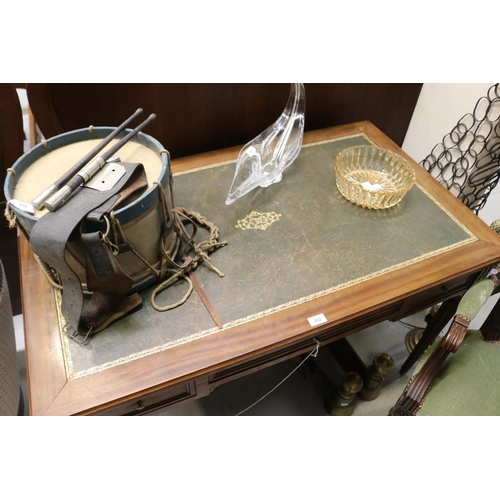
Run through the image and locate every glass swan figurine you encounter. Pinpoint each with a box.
[225,83,306,205]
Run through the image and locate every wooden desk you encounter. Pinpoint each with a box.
[19,122,500,415]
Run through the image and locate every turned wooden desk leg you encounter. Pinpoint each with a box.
[325,372,363,416]
[400,296,461,374]
[327,339,395,401]
[358,353,394,401]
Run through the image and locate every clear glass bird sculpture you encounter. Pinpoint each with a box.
[225,83,306,205]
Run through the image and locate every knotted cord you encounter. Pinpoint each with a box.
[150,205,227,314]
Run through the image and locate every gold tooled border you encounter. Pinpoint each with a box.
[58,133,477,379]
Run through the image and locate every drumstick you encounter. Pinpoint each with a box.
[44,113,157,212]
[31,108,144,210]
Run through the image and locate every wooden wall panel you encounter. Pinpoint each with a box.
[27,83,422,155]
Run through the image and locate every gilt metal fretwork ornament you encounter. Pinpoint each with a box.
[235,211,282,231]
[421,83,500,214]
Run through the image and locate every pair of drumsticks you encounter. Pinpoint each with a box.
[32,108,156,212]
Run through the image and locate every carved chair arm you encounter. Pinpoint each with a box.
[389,276,497,416]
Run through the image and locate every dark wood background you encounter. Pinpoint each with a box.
[27,83,422,158]
[1,83,423,315]
[0,84,25,315]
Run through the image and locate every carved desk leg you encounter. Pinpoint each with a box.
[400,296,461,375]
[389,315,470,415]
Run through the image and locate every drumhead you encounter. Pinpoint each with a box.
[5,126,169,232]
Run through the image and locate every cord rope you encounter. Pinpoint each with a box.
[235,339,321,416]
[150,205,227,312]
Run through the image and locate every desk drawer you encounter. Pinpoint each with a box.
[210,339,321,387]
[209,301,403,386]
[91,381,197,416]
[403,272,481,316]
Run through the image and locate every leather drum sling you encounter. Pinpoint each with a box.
[29,162,148,338]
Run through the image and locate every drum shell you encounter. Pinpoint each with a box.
[4,126,173,292]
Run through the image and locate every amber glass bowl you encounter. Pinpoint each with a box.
[334,145,416,209]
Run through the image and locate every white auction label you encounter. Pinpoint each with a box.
[308,313,327,327]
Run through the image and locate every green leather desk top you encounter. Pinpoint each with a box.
[58,133,474,378]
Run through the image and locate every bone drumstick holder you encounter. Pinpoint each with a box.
[31,108,144,210]
[44,113,157,212]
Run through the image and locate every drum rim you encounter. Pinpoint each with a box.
[4,126,169,227]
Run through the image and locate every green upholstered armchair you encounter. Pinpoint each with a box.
[389,228,500,416]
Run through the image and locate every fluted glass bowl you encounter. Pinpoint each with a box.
[334,145,416,209]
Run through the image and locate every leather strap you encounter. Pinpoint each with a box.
[79,231,139,335]
[189,270,222,328]
[30,162,147,336]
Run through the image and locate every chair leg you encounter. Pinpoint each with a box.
[400,296,460,374]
